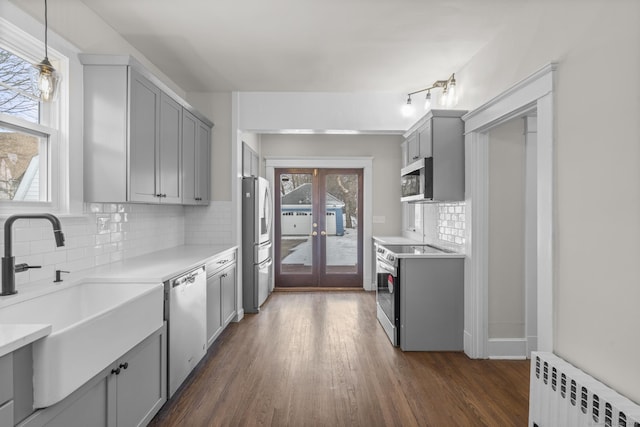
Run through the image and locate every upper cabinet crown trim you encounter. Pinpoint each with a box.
[79,54,214,128]
[403,109,466,139]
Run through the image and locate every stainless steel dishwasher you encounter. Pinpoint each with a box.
[165,265,207,397]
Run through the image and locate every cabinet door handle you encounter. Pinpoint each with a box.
[119,362,129,370]
[111,367,121,375]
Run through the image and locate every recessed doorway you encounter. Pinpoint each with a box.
[274,168,363,288]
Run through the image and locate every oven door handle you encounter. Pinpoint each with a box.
[376,258,397,276]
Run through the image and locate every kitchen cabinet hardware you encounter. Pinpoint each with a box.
[111,367,121,375]
[54,269,70,283]
[119,362,128,370]
[14,263,41,272]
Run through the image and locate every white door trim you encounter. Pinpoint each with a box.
[265,156,374,290]
[463,63,556,358]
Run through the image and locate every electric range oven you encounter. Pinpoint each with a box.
[375,243,452,346]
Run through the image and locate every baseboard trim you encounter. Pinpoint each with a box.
[488,338,527,359]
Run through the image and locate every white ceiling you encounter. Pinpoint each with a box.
[16,0,532,93]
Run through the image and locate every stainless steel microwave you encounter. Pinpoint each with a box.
[400,157,433,202]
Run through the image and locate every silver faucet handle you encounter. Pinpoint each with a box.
[15,263,42,273]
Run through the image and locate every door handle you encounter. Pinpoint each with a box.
[320,231,326,236]
[311,231,318,236]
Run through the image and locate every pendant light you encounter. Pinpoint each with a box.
[34,0,61,102]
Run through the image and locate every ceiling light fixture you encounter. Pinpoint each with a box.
[34,0,61,102]
[401,94,415,117]
[403,73,458,114]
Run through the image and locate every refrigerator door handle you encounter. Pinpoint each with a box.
[257,241,272,250]
[258,257,273,269]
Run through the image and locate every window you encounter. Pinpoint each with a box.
[0,15,67,213]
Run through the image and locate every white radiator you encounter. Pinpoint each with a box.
[529,352,640,427]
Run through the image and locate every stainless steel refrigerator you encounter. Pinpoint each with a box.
[242,176,273,313]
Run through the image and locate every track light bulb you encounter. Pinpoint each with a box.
[402,95,415,117]
[424,90,432,111]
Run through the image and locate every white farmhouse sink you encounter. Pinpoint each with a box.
[0,281,163,408]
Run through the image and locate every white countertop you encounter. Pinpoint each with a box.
[372,235,465,258]
[0,324,51,358]
[0,244,237,357]
[372,235,423,245]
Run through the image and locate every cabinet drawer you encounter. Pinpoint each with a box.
[0,353,13,404]
[206,251,236,276]
[0,400,13,427]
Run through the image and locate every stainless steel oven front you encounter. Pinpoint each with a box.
[375,244,400,346]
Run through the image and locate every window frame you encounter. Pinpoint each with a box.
[0,15,69,214]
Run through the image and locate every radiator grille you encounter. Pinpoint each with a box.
[529,352,640,426]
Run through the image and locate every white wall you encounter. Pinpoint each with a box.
[260,134,403,236]
[457,0,640,402]
[487,118,525,339]
[238,92,415,133]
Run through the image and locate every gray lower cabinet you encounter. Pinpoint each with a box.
[220,265,237,327]
[206,250,237,347]
[400,258,464,351]
[206,267,223,347]
[0,353,13,427]
[18,324,166,427]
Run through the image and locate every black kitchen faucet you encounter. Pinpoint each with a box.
[1,213,65,296]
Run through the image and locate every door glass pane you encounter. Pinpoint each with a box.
[279,172,313,275]
[324,173,358,274]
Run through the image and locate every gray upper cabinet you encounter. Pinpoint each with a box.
[405,118,434,164]
[129,72,183,204]
[158,93,183,204]
[182,110,211,205]
[403,109,466,202]
[242,142,259,177]
[128,71,159,202]
[81,54,213,205]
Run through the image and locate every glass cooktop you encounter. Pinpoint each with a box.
[381,244,453,255]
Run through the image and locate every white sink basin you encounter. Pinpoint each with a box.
[0,281,163,408]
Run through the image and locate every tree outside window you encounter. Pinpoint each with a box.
[0,46,46,201]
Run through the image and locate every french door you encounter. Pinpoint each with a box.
[274,168,363,288]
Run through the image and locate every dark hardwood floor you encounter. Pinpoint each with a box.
[149,291,530,427]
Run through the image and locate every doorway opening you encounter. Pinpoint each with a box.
[274,168,363,288]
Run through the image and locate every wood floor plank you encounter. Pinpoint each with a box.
[149,291,529,427]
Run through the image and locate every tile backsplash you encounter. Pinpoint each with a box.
[437,202,466,245]
[184,201,233,245]
[1,201,236,287]
[421,201,466,251]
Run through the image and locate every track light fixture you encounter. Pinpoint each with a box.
[402,73,457,116]
[34,0,61,102]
